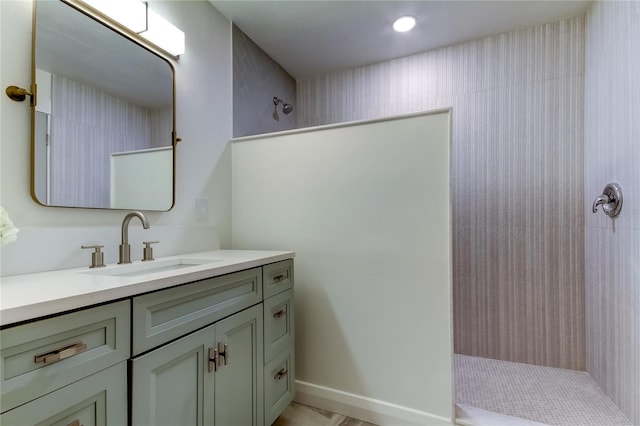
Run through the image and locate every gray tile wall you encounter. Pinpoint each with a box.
[232,25,296,137]
[297,17,586,370]
[585,2,640,423]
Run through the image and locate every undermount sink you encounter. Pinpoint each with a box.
[82,258,221,277]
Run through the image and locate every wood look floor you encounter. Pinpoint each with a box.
[273,402,377,426]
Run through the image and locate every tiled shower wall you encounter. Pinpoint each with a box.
[298,18,586,370]
[232,25,296,137]
[585,1,639,423]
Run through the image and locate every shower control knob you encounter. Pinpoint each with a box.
[592,183,623,218]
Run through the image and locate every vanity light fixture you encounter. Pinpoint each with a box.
[77,0,186,57]
[81,0,148,33]
[139,8,186,57]
[393,15,417,33]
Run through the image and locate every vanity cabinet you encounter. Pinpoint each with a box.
[131,266,265,425]
[131,259,294,426]
[0,256,294,426]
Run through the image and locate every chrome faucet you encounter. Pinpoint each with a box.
[119,211,150,264]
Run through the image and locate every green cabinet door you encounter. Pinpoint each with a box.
[131,304,264,426]
[214,304,264,426]
[131,325,215,426]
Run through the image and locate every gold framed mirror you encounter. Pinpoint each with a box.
[32,0,176,211]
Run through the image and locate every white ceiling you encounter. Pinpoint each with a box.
[209,0,592,80]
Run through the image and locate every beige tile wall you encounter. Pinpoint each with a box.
[297,17,586,370]
[584,1,640,423]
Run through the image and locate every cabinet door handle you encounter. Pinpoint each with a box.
[273,309,287,318]
[274,368,288,381]
[208,343,229,372]
[218,342,228,366]
[34,342,87,365]
[272,272,288,282]
[208,347,218,372]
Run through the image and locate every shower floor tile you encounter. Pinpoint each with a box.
[455,354,632,426]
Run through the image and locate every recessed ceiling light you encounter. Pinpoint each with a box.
[393,16,416,33]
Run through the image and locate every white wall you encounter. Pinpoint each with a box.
[232,112,453,425]
[0,0,233,275]
[584,1,640,423]
[110,147,173,210]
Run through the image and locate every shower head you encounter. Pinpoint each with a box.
[282,103,293,114]
[273,97,293,115]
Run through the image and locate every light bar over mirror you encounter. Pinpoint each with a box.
[78,0,185,57]
[80,0,148,33]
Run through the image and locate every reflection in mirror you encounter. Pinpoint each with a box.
[33,0,175,210]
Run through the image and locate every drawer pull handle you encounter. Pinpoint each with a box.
[273,309,287,318]
[34,342,87,365]
[273,272,288,282]
[274,368,288,381]
[67,420,81,426]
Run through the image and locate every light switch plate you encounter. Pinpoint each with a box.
[195,198,208,221]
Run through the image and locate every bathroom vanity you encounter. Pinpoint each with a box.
[0,250,295,426]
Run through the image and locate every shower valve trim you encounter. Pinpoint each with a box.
[592,182,623,218]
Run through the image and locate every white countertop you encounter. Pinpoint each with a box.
[0,250,294,327]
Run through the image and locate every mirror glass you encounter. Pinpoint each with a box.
[33,0,175,210]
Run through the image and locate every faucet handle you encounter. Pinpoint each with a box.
[142,241,159,262]
[81,245,105,268]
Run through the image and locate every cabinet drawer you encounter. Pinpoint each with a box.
[132,267,262,355]
[263,259,294,299]
[264,348,295,426]
[0,300,130,413]
[0,362,127,426]
[264,289,294,362]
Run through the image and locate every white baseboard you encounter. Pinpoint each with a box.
[294,380,453,426]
